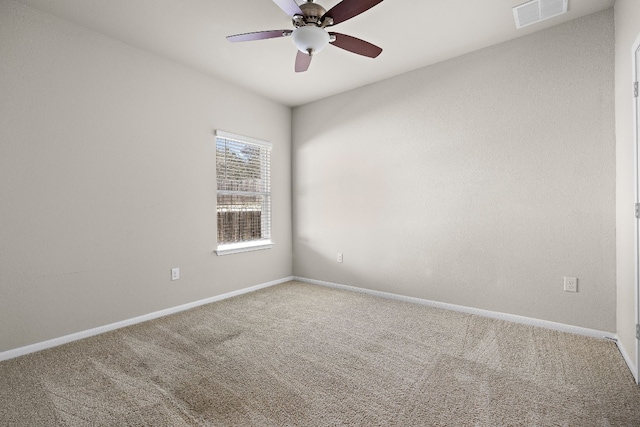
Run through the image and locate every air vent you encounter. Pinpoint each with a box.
[513,0,568,29]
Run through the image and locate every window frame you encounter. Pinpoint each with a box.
[214,130,273,256]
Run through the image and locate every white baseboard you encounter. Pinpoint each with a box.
[615,339,639,383]
[5,275,633,380]
[0,276,293,362]
[294,276,616,341]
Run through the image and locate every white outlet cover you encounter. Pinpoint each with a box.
[563,276,577,292]
[171,268,180,281]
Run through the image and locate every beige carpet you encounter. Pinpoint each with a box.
[1,281,639,426]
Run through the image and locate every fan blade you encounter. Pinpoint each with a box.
[226,30,291,43]
[295,50,312,73]
[329,33,382,58]
[272,0,303,17]
[322,0,384,26]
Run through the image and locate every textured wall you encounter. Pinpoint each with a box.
[293,10,615,332]
[614,0,640,377]
[0,1,292,352]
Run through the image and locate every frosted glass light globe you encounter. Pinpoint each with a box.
[292,26,330,54]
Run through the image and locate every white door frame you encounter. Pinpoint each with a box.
[633,34,640,385]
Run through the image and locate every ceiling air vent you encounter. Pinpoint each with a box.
[513,0,568,29]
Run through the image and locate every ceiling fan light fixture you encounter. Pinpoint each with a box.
[292,26,330,55]
[226,0,385,72]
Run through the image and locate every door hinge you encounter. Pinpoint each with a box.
[636,203,640,219]
[637,324,640,340]
[635,82,639,98]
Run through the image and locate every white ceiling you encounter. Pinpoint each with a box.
[15,0,614,106]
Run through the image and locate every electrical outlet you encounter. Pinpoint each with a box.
[564,276,577,292]
[337,253,343,263]
[171,268,180,281]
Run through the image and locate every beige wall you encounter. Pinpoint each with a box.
[615,0,640,377]
[0,1,292,352]
[293,10,616,332]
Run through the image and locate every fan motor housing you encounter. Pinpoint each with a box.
[294,2,327,27]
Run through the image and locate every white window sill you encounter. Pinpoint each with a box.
[215,240,274,256]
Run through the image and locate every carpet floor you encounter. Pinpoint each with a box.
[1,280,639,426]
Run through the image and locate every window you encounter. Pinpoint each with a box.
[215,130,272,255]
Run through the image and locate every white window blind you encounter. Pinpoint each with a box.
[215,130,272,255]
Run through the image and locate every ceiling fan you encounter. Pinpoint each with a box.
[226,0,384,72]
